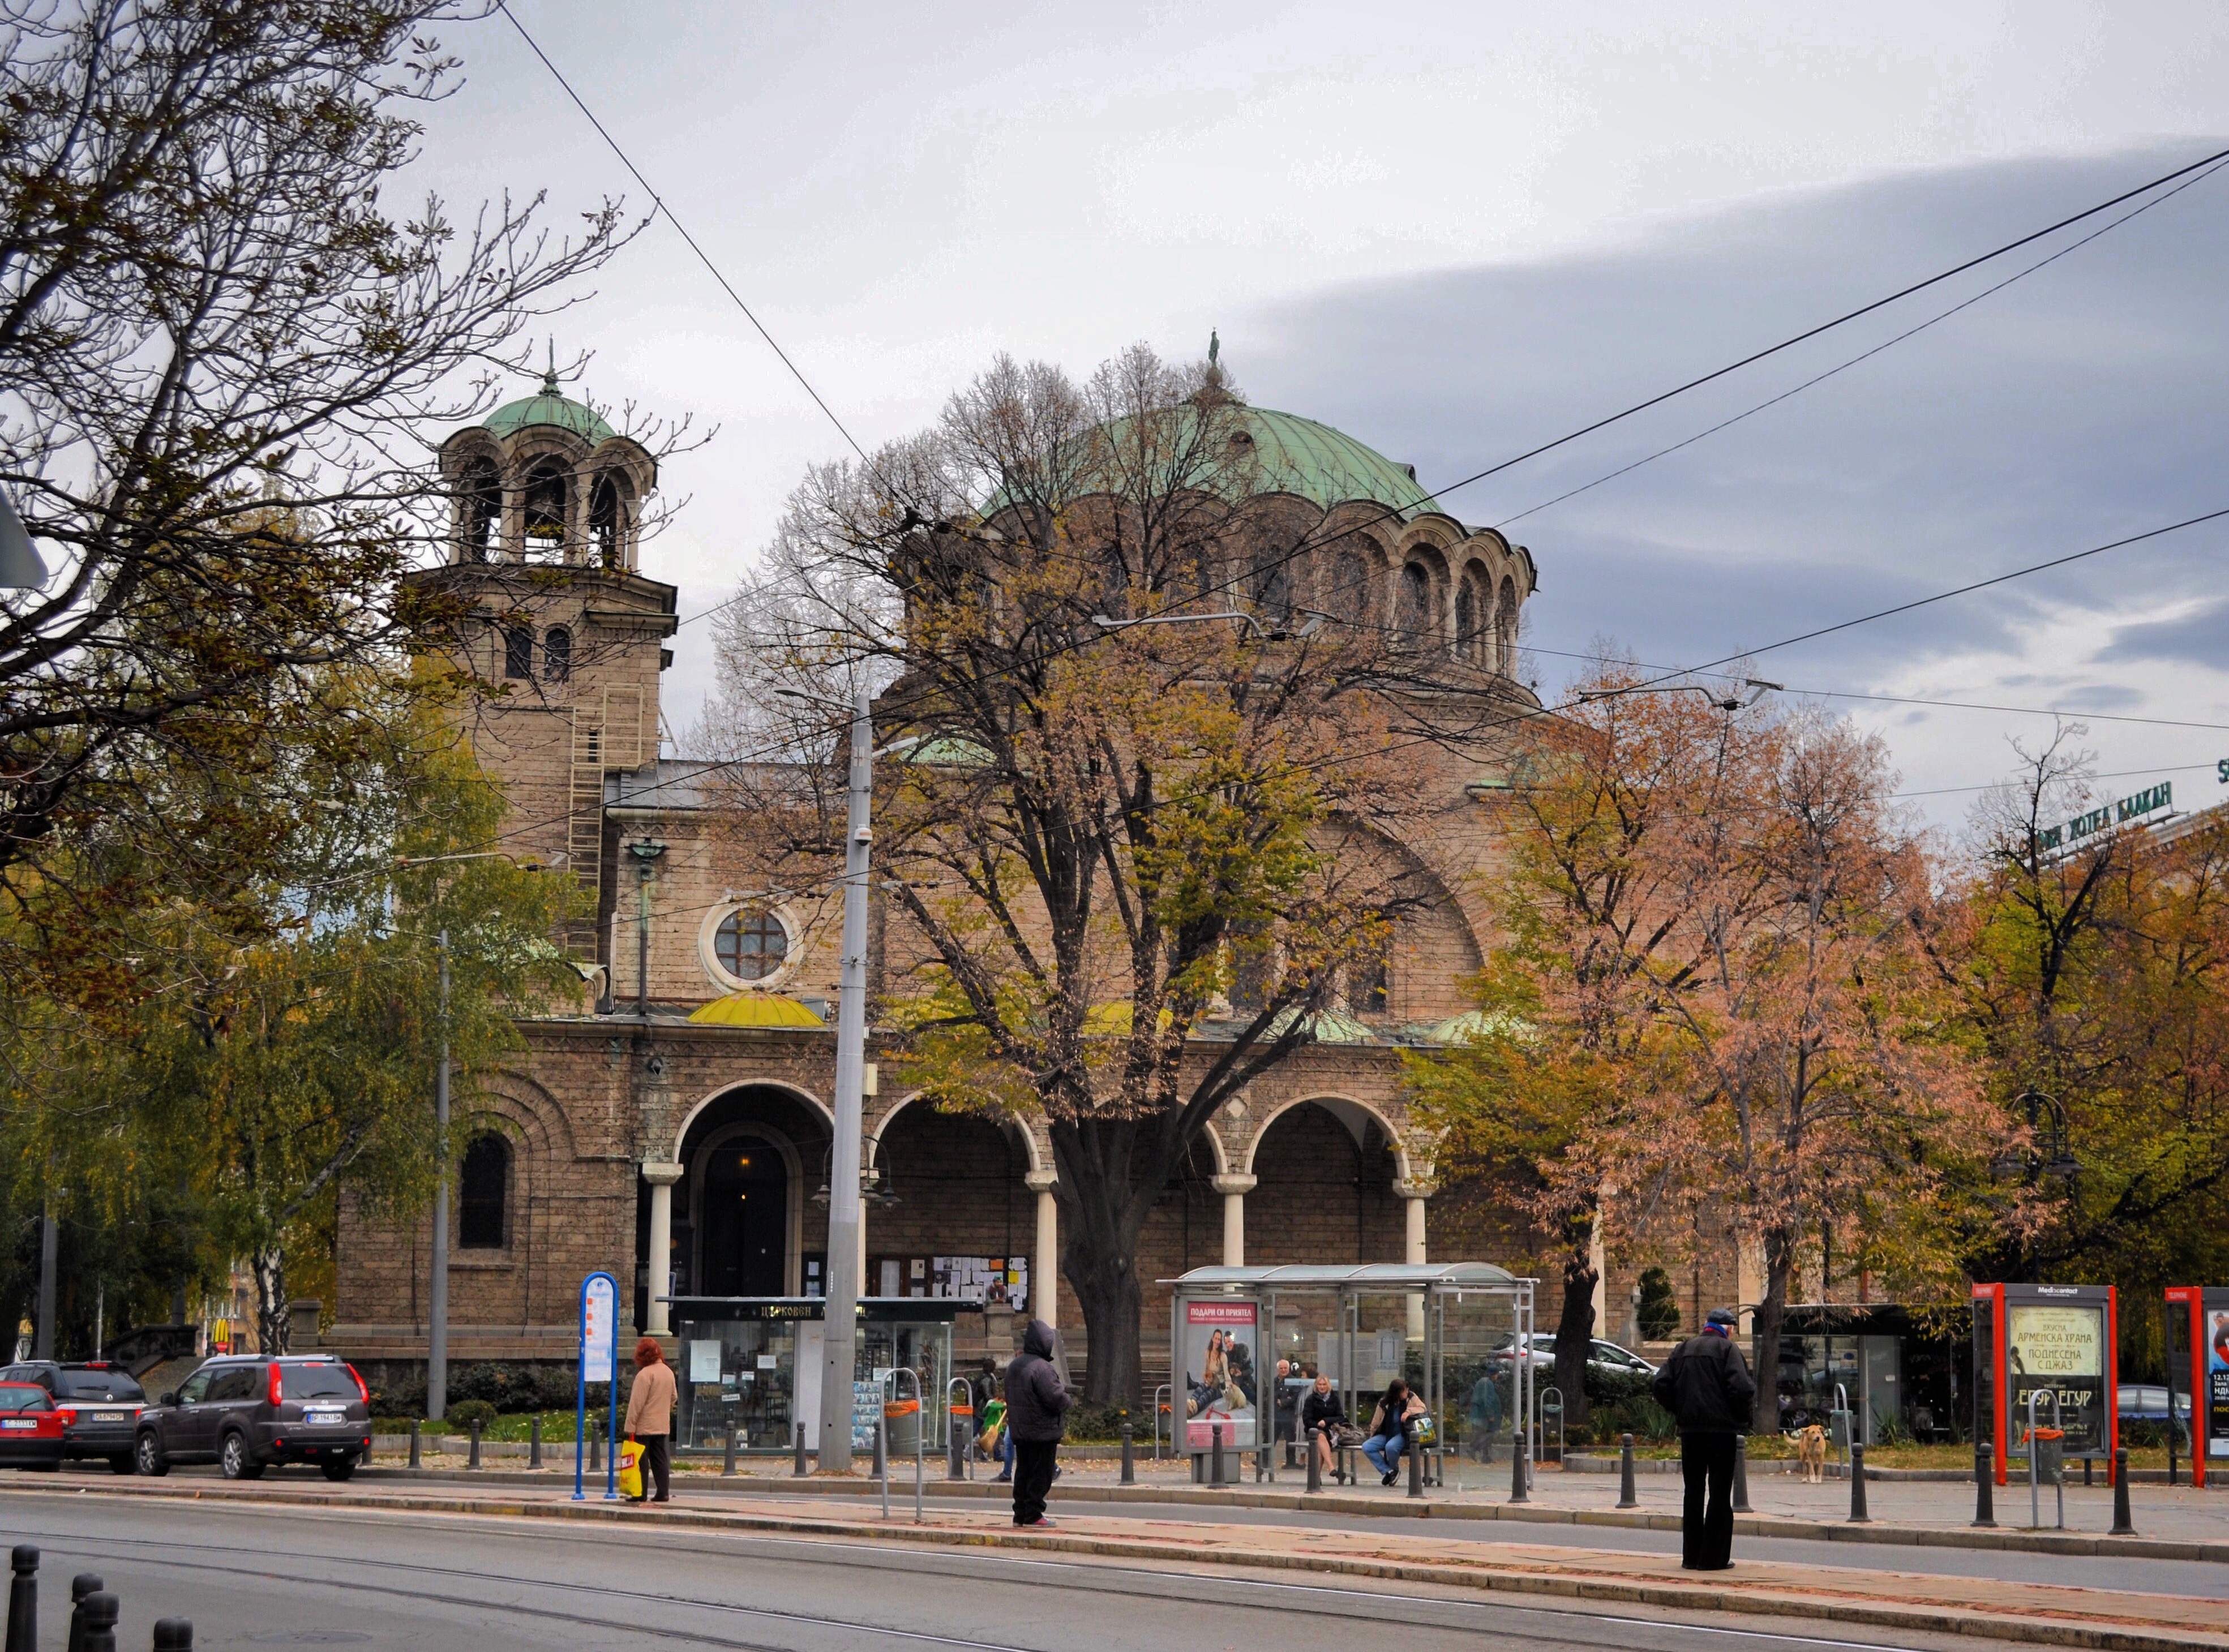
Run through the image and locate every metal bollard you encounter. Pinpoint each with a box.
[153,1621,194,1652]
[1210,1421,1226,1486]
[1617,1432,1639,1508]
[78,1593,116,1652]
[2110,1447,2137,1537]
[1120,1423,1135,1486]
[467,1417,483,1470]
[723,1421,739,1477]
[876,1418,889,1521]
[794,1421,809,1477]
[408,1419,421,1470]
[948,1415,966,1481]
[529,1415,543,1470]
[589,1430,601,1474]
[67,1574,102,1652]
[1848,1441,1871,1522]
[8,1544,37,1652]
[1306,1426,1323,1494]
[1971,1440,1996,1527]
[1733,1435,1752,1513]
[1406,1424,1424,1499]
[1285,1439,1297,1471]
[1509,1428,1529,1504]
[2084,1453,2094,1487]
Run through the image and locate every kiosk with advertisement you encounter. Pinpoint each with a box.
[1970,1282,2119,1486]
[2163,1286,2229,1484]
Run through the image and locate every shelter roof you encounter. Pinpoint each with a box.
[1167,1262,1520,1289]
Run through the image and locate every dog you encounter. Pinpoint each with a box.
[1789,1423,1828,1483]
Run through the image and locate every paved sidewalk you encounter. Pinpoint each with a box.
[12,1473,2229,1652]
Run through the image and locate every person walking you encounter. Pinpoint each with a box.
[1004,1318,1070,1527]
[1360,1377,1425,1486]
[624,1336,677,1504]
[1650,1307,1756,1570]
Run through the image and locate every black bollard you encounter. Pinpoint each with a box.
[723,1421,739,1477]
[1210,1421,1226,1487]
[1306,1426,1323,1494]
[1405,1424,1424,1499]
[793,1421,809,1478]
[1848,1441,1871,1523]
[589,1429,601,1474]
[467,1417,483,1470]
[1120,1423,1135,1486]
[7,1544,36,1652]
[529,1415,543,1470]
[948,1414,965,1481]
[1509,1428,1529,1504]
[1972,1440,1996,1528]
[67,1574,102,1652]
[1733,1435,1752,1513]
[408,1419,421,1470]
[153,1621,194,1652]
[1617,1432,1639,1509]
[78,1593,116,1652]
[2110,1447,2137,1537]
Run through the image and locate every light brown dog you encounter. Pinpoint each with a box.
[1790,1423,1828,1483]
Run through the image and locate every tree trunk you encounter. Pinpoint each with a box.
[253,1243,289,1355]
[1052,1115,1180,1406]
[1551,1238,1598,1432]
[1746,1228,1798,1434]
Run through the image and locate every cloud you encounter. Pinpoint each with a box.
[2096,598,2229,668]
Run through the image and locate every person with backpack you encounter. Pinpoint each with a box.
[1649,1307,1757,1570]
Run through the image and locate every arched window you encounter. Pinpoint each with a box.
[458,1134,509,1249]
[715,907,789,982]
[542,625,571,683]
[1455,567,1491,665]
[1496,574,1519,674]
[522,458,569,552]
[1248,556,1292,629]
[1328,549,1371,623]
[590,474,624,568]
[502,624,532,680]
[1352,949,1390,1015]
[459,458,499,561]
[1397,561,1433,643]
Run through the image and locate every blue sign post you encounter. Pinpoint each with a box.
[575,1271,619,1501]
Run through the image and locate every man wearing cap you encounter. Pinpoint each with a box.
[1651,1308,1756,1571]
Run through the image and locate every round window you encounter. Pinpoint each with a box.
[715,907,788,981]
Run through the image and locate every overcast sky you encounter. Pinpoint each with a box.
[407,2,2229,829]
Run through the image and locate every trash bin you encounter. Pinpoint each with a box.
[2030,1427,2064,1485]
[884,1397,921,1458]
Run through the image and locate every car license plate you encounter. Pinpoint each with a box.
[1,1420,33,1430]
[305,1408,344,1424]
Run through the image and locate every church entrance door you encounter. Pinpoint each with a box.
[697,1142,788,1297]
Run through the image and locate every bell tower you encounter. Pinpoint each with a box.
[406,360,679,959]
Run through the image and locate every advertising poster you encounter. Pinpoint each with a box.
[2207,1308,2229,1458]
[1183,1301,1259,1451]
[2006,1302,2106,1455]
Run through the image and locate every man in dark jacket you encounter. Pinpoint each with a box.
[1650,1307,1757,1571]
[1005,1318,1071,1527]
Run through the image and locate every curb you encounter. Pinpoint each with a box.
[6,1478,2223,1652]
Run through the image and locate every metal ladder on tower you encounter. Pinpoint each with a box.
[563,684,645,958]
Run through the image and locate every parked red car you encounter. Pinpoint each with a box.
[0,1381,67,1471]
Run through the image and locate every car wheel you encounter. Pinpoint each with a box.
[135,1431,169,1478]
[219,1430,259,1481]
[108,1453,135,1475]
[320,1457,356,1482]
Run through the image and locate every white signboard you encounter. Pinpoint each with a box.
[581,1273,618,1384]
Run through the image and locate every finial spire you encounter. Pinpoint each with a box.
[542,337,559,396]
[1208,329,1220,367]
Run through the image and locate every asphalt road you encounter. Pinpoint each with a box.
[0,1490,2018,1652]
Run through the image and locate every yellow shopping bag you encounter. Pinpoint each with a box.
[617,1438,645,1500]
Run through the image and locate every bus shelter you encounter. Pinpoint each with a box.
[1970,1282,2119,1486]
[2164,1285,2227,1484]
[667,1295,979,1456]
[1166,1263,1534,1475]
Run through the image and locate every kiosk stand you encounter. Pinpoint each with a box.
[1970,1282,2118,1487]
[2163,1286,2226,1486]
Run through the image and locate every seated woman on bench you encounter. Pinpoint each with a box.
[1362,1378,1426,1486]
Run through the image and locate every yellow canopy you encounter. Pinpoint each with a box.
[686,992,826,1029]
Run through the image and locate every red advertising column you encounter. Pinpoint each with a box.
[1974,1282,2116,1486]
[2166,1286,2205,1487]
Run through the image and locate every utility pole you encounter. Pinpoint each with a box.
[427,929,451,1421]
[33,1198,56,1359]
[816,681,874,1472]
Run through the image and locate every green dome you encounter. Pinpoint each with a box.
[481,368,615,444]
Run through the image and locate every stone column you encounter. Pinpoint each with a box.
[1210,1174,1255,1267]
[1398,1178,1435,1342]
[1025,1169,1058,1328]
[642,1162,683,1337]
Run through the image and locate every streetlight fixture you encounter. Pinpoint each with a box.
[1091,609,1324,643]
[1575,678,1782,712]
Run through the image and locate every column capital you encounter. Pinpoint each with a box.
[640,1161,684,1185]
[1023,1169,1058,1194]
[1395,1177,1437,1200]
[1210,1174,1257,1196]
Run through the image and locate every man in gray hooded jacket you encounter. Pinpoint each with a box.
[1005,1319,1071,1527]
